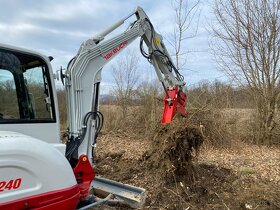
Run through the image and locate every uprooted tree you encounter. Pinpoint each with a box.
[212,0,280,145]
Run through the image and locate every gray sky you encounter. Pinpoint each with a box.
[0,0,226,92]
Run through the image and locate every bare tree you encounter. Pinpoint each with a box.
[212,0,280,145]
[171,0,201,69]
[111,49,139,118]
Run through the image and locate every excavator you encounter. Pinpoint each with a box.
[0,6,187,210]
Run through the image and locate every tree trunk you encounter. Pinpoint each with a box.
[256,95,276,145]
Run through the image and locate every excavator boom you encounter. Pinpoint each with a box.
[64,6,188,164]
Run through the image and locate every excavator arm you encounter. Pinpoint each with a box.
[64,6,187,164]
[136,8,187,123]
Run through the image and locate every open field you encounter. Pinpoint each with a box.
[92,117,280,209]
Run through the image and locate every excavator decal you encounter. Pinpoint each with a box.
[103,40,128,60]
[0,178,22,192]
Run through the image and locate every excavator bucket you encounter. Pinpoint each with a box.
[91,176,146,208]
[161,86,187,124]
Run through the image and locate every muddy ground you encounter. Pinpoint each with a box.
[92,123,280,210]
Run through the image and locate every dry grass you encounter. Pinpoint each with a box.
[199,142,280,184]
[95,130,280,209]
[98,105,280,186]
[100,104,161,134]
[96,131,150,161]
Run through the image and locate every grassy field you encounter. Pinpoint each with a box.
[91,105,280,209]
[94,130,280,209]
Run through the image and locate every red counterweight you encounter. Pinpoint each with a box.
[73,155,95,200]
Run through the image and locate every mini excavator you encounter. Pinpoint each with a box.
[0,6,187,209]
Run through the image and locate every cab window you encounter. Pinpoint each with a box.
[0,49,55,122]
[0,70,19,119]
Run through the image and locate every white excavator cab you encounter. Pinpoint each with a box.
[0,44,80,209]
[0,45,61,144]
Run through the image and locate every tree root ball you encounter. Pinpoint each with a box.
[146,121,204,184]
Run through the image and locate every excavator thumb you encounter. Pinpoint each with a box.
[161,86,187,124]
[91,176,146,208]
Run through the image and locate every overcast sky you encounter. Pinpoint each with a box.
[0,0,226,92]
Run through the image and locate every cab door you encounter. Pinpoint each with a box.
[0,46,60,144]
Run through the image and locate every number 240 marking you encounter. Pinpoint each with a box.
[0,178,22,192]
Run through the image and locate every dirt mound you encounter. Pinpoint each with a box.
[144,121,203,185]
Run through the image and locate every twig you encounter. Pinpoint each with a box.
[253,205,259,209]
[172,172,184,208]
[214,192,230,210]
[163,186,189,206]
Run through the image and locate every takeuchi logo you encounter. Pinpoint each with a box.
[103,41,128,60]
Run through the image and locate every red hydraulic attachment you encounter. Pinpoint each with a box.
[73,155,95,200]
[161,86,187,124]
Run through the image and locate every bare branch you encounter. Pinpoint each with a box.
[211,0,280,144]
[171,0,201,69]
[111,49,139,118]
